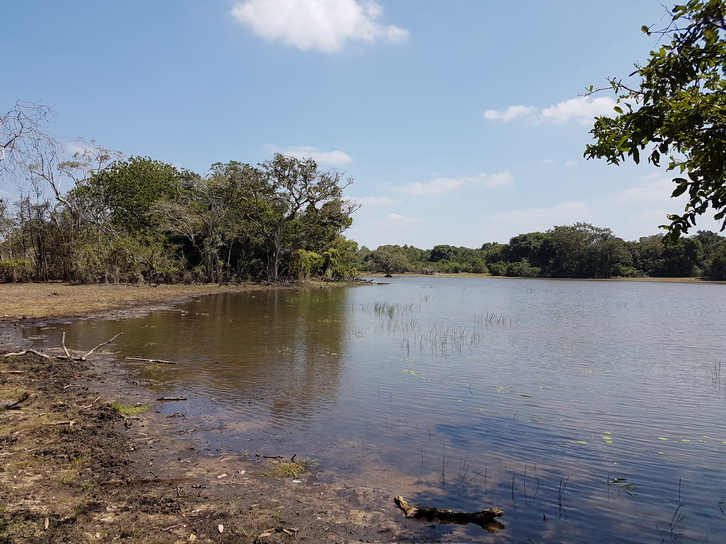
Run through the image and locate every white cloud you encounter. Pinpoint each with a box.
[395,172,513,195]
[483,96,618,125]
[346,195,398,207]
[539,96,617,125]
[266,144,352,164]
[483,105,536,121]
[230,0,409,53]
[619,175,674,202]
[486,171,514,186]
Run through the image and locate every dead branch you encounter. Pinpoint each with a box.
[394,495,504,529]
[81,397,101,409]
[3,349,51,359]
[125,356,177,365]
[0,391,30,410]
[46,420,76,426]
[81,333,122,360]
[156,396,187,401]
[255,451,284,460]
[61,332,71,358]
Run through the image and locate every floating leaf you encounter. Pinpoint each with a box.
[574,440,588,445]
[658,437,669,441]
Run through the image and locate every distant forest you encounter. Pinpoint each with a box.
[359,223,726,281]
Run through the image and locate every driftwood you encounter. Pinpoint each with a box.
[125,357,177,365]
[3,349,51,359]
[4,334,122,362]
[394,495,504,529]
[81,333,123,360]
[156,396,187,401]
[61,332,72,358]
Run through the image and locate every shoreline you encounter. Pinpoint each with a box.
[0,282,428,544]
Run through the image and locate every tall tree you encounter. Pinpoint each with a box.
[585,0,726,242]
[80,156,183,234]
[213,155,358,282]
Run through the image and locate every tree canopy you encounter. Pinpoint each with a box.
[584,0,726,242]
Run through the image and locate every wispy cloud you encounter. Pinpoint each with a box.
[266,144,352,165]
[383,213,424,227]
[618,174,675,203]
[482,105,536,122]
[346,195,399,207]
[395,172,513,195]
[488,201,592,235]
[230,0,409,53]
[484,96,618,125]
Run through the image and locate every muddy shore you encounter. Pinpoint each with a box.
[0,283,460,544]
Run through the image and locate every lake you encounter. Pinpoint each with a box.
[26,277,726,542]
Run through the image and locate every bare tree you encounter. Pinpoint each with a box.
[0,100,56,182]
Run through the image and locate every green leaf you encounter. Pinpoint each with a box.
[672,179,688,197]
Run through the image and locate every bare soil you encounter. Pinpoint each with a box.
[0,283,464,544]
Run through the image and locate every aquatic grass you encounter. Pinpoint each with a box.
[362,301,419,318]
[262,457,316,479]
[607,477,637,497]
[474,312,518,326]
[404,324,486,354]
[657,478,685,543]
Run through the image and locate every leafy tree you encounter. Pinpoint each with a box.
[367,245,411,275]
[544,223,629,278]
[81,156,184,234]
[211,155,358,282]
[505,232,552,270]
[585,0,726,241]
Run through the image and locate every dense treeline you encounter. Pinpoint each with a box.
[359,222,726,280]
[0,149,360,284]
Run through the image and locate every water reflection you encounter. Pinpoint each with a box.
[27,288,349,429]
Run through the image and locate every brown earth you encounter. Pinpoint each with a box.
[0,283,484,544]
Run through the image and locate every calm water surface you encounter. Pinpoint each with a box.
[28,277,726,542]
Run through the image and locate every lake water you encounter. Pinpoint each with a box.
[27,277,726,542]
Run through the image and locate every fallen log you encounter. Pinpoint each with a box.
[394,495,504,529]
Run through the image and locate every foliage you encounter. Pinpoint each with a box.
[79,156,185,234]
[0,260,32,282]
[359,223,726,280]
[585,0,726,241]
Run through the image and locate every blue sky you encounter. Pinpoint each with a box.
[3,0,723,249]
